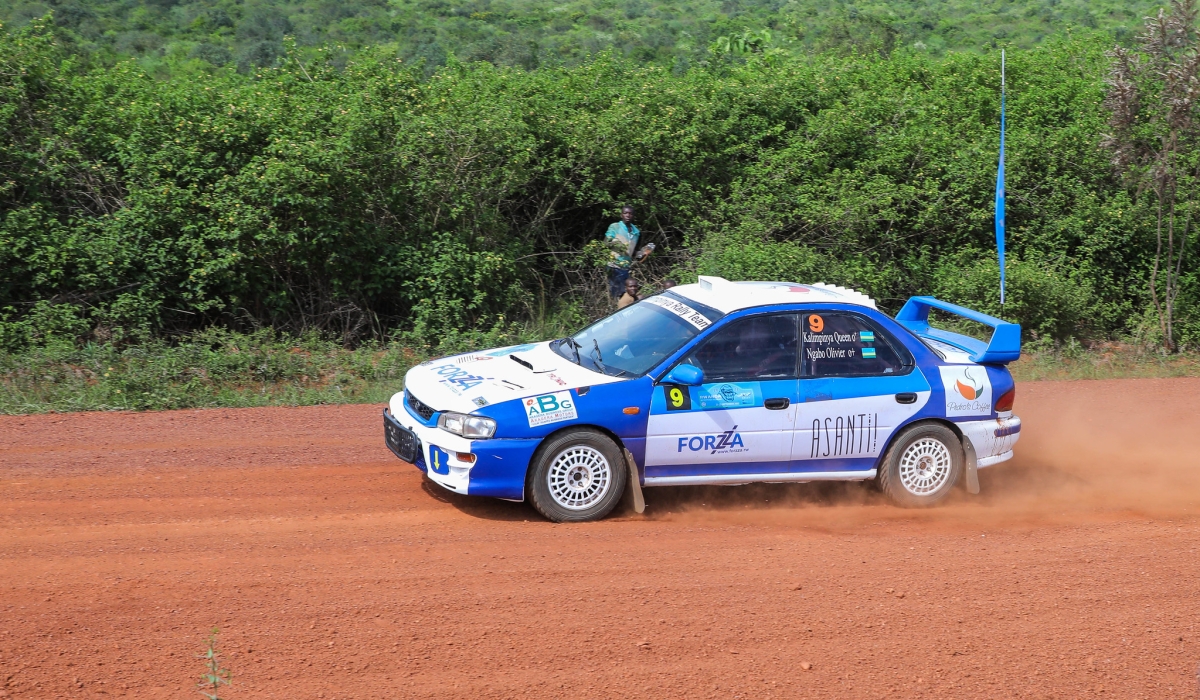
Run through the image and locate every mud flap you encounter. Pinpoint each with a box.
[623,448,645,514]
[962,435,980,495]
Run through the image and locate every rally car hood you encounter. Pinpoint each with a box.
[401,341,626,415]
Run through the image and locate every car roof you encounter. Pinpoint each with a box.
[670,276,878,314]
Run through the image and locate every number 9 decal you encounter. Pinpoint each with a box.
[808,314,824,333]
[663,385,692,411]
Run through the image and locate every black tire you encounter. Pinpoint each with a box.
[527,429,628,523]
[878,422,963,508]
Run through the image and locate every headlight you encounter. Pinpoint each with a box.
[437,412,497,439]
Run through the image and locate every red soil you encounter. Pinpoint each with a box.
[1,379,1199,699]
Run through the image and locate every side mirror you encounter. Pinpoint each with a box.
[660,363,704,386]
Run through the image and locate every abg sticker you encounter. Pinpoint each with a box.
[664,385,692,411]
[525,391,579,427]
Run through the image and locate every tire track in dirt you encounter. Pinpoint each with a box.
[1,381,1198,699]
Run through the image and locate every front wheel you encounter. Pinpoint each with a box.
[878,423,963,508]
[527,429,628,522]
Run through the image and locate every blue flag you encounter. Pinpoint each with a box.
[996,50,1006,305]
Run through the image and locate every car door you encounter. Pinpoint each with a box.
[793,310,931,474]
[643,313,800,482]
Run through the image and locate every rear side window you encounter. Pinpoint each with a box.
[801,312,910,377]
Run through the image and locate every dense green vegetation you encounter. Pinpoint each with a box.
[3,9,1199,381]
[0,0,1166,74]
[0,0,1164,73]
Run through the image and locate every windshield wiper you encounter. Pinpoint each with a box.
[556,337,582,365]
[590,339,609,374]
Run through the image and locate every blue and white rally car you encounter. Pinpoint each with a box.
[384,277,1022,522]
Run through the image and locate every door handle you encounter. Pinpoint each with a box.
[764,398,790,410]
[895,392,917,404]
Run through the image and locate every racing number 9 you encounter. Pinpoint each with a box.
[808,314,824,333]
[663,385,692,411]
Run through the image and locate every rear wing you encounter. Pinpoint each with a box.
[894,296,1021,365]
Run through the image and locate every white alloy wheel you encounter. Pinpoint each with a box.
[897,436,954,495]
[546,445,613,510]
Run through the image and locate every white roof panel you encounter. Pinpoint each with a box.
[670,276,877,313]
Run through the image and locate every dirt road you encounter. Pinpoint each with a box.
[2,379,1199,699]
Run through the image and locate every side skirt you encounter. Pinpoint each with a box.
[643,470,876,487]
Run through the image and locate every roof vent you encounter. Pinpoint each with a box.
[810,282,878,309]
[697,275,730,292]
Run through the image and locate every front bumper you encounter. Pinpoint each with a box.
[383,407,476,494]
[957,414,1021,468]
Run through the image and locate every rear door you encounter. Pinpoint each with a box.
[644,313,800,481]
[793,310,930,473]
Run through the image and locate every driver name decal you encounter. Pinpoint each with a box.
[644,296,712,330]
[525,391,578,427]
[803,329,863,361]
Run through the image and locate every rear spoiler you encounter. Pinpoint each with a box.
[894,296,1021,365]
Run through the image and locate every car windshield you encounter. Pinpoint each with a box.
[553,293,724,377]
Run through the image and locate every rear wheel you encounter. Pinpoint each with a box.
[878,423,962,508]
[528,429,627,522]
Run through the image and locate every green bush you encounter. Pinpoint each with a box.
[0,17,1179,352]
[933,256,1098,343]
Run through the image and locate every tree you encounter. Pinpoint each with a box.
[1103,0,1200,352]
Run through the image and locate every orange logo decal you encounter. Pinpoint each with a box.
[954,369,983,400]
[808,315,824,333]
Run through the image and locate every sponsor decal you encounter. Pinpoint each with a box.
[455,354,493,364]
[676,426,748,455]
[524,391,578,427]
[644,295,712,330]
[486,344,537,357]
[431,363,489,395]
[694,382,760,410]
[663,385,692,411]
[938,366,993,416]
[472,396,489,407]
[547,372,568,387]
[429,445,451,475]
[809,413,880,458]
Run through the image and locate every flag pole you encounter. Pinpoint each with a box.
[996,50,1007,306]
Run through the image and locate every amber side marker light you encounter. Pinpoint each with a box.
[622,407,640,415]
[995,387,1015,412]
[456,452,477,464]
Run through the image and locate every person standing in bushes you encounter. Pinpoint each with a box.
[604,205,643,301]
[617,277,642,309]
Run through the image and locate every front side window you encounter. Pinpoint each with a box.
[801,312,909,377]
[678,314,799,382]
[555,292,724,377]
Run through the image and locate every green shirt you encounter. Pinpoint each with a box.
[605,221,640,269]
